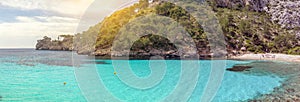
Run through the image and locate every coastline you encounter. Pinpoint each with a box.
[229,53,300,63]
[35,48,300,62]
[228,53,300,101]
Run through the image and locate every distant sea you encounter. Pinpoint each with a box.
[0,49,283,101]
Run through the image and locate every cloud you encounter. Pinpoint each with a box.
[0,0,138,48]
[0,16,80,48]
[0,0,94,17]
[0,0,95,48]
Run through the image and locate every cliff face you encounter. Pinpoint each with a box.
[265,0,300,29]
[36,35,74,51]
[209,0,269,11]
[211,0,300,37]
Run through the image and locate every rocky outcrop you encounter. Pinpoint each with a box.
[265,0,300,29]
[264,0,300,39]
[36,36,52,50]
[248,0,269,12]
[211,0,300,35]
[210,0,269,11]
[36,35,74,51]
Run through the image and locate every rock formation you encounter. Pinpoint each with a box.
[211,0,300,37]
[209,0,269,11]
[36,36,52,50]
[36,35,73,51]
[265,0,300,29]
[266,0,300,39]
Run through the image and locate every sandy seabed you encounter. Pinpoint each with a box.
[229,53,300,101]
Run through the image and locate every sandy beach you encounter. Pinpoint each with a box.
[230,53,300,63]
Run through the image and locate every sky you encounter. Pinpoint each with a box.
[0,0,137,48]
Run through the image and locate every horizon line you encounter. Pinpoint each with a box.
[0,47,35,49]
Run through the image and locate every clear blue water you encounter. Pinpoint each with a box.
[0,49,283,102]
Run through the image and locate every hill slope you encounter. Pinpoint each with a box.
[36,0,300,57]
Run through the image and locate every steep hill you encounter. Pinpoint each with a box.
[36,0,300,57]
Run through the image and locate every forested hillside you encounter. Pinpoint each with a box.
[37,0,300,57]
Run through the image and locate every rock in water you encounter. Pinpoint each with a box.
[226,65,252,72]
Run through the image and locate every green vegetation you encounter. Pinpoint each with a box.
[95,0,152,49]
[131,34,177,52]
[73,23,101,54]
[288,47,300,55]
[215,7,299,54]
[92,0,208,55]
[70,0,299,55]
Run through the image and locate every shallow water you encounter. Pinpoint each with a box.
[0,49,284,102]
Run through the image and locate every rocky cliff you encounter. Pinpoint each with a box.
[265,0,300,30]
[208,0,269,11]
[210,0,300,38]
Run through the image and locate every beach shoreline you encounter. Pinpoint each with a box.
[229,53,300,63]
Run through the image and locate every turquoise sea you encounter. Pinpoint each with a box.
[0,49,283,102]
